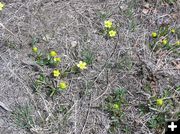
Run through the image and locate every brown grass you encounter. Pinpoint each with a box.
[0,0,179,134]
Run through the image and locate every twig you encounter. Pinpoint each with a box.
[0,101,12,112]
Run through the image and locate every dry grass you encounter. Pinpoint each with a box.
[0,0,180,134]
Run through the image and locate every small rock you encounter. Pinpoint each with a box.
[71,41,78,48]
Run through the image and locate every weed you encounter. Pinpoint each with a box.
[104,88,127,133]
[122,125,132,134]
[148,23,180,53]
[100,20,117,39]
[81,49,94,65]
[97,11,111,21]
[164,0,177,5]
[139,104,150,115]
[139,85,178,132]
[28,37,89,96]
[147,113,166,129]
[143,82,152,94]
[175,85,180,91]
[11,104,34,131]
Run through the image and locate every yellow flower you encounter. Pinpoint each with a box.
[113,104,120,110]
[175,41,180,46]
[58,81,68,90]
[54,57,61,63]
[32,47,38,53]
[109,30,117,37]
[152,32,157,38]
[0,2,5,11]
[77,61,87,70]
[171,28,175,33]
[162,39,168,45]
[50,51,57,57]
[104,20,113,28]
[52,69,60,77]
[156,98,163,106]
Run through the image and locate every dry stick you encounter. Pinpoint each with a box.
[69,3,93,29]
[0,22,23,45]
[21,59,44,72]
[0,101,12,112]
[4,1,27,25]
[92,36,119,102]
[92,77,117,103]
[74,100,77,134]
[80,95,92,134]
[0,23,16,36]
[93,39,118,83]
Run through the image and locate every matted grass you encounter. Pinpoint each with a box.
[0,0,179,134]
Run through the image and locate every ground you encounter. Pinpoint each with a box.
[0,0,180,134]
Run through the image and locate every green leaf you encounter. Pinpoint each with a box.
[81,49,94,65]
[31,37,39,47]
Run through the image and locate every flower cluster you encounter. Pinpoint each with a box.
[103,20,117,38]
[49,51,61,65]
[31,39,88,96]
[149,26,179,52]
